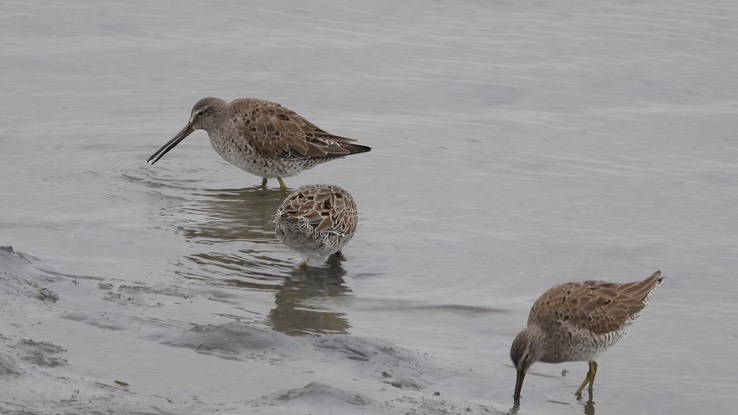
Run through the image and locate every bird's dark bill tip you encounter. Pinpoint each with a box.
[146,153,164,165]
[145,123,195,166]
[513,370,526,401]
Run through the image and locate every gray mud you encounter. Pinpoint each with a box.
[0,246,504,415]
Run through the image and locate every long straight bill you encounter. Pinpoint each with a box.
[513,369,526,400]
[147,124,194,164]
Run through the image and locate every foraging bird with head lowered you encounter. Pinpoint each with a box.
[510,271,664,400]
[274,184,358,268]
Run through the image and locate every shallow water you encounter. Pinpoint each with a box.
[2,0,738,414]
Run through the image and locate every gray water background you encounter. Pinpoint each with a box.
[1,0,738,413]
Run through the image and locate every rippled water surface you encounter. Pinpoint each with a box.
[2,1,738,414]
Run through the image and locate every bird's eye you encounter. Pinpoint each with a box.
[196,110,204,117]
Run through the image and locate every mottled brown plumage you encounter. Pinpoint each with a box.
[147,97,371,189]
[510,271,664,400]
[274,184,358,268]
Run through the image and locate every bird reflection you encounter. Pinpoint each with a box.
[508,391,596,415]
[173,187,289,282]
[579,391,596,415]
[179,187,287,242]
[159,186,352,336]
[269,254,351,336]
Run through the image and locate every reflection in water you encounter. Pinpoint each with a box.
[213,253,352,336]
[579,392,596,415]
[187,251,288,287]
[269,254,351,336]
[160,186,352,336]
[508,392,596,415]
[179,187,288,242]
[169,186,290,283]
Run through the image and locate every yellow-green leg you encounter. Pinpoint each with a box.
[298,260,308,270]
[277,177,288,190]
[260,178,268,189]
[575,361,598,396]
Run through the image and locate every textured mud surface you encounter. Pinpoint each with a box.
[0,246,504,414]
